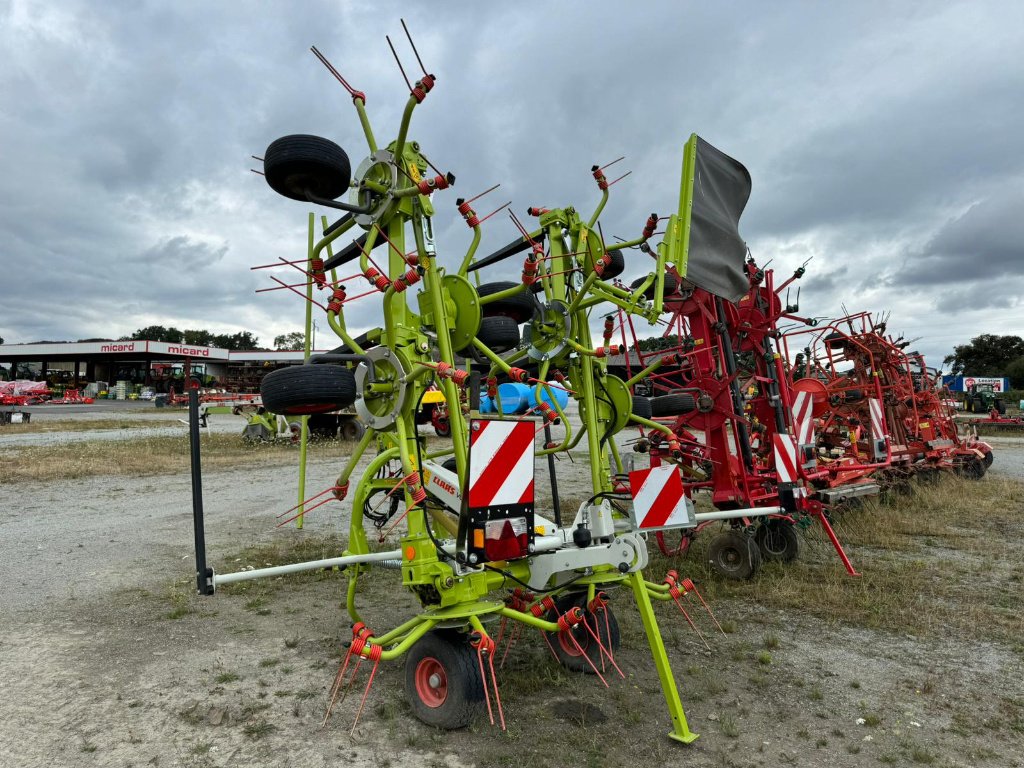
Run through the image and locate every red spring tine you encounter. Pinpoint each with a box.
[400,18,429,77]
[471,632,495,726]
[499,621,522,669]
[350,644,383,736]
[682,579,727,635]
[560,608,608,687]
[486,645,506,730]
[323,636,363,727]
[580,611,624,679]
[670,588,711,652]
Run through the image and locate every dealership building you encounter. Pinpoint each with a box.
[0,340,326,392]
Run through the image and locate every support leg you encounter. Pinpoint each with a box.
[629,570,698,744]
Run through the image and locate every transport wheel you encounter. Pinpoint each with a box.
[995,398,1006,415]
[478,281,538,324]
[474,315,521,353]
[707,530,761,580]
[953,455,986,480]
[263,134,351,202]
[983,450,994,468]
[340,418,365,441]
[441,457,458,473]
[434,419,451,437]
[630,273,680,298]
[404,630,485,729]
[260,365,356,415]
[602,248,625,279]
[544,592,621,674]
[630,394,653,420]
[650,392,698,417]
[754,520,799,562]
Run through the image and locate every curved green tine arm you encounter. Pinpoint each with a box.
[352,98,378,154]
[458,225,482,276]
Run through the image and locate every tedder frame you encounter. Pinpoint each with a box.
[189,25,773,743]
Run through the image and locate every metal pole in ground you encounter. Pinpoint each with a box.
[296,212,315,529]
[188,385,214,595]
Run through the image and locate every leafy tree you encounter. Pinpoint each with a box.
[211,331,259,350]
[183,329,215,346]
[636,334,681,352]
[123,325,184,343]
[1006,356,1024,389]
[274,331,306,350]
[942,334,1024,376]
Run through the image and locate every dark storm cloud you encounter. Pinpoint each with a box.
[0,0,1022,367]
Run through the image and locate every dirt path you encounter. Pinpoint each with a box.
[2,436,1023,767]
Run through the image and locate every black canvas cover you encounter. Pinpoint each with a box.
[685,136,752,303]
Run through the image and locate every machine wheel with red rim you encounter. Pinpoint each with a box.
[754,520,800,562]
[543,592,620,674]
[707,529,762,580]
[404,630,485,729]
[260,364,356,415]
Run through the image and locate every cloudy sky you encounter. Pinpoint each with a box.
[1,0,1021,368]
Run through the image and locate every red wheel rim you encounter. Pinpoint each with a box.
[557,623,587,657]
[414,657,448,707]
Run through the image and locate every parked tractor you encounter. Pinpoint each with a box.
[965,382,1006,415]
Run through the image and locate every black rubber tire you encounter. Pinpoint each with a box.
[825,332,847,350]
[754,521,800,563]
[404,630,485,729]
[544,592,621,674]
[434,420,451,438]
[260,365,356,415]
[650,392,698,417]
[707,530,762,580]
[630,272,680,299]
[478,281,538,324]
[602,249,625,279]
[953,455,986,480]
[995,398,1006,415]
[263,134,351,202]
[631,394,653,420]
[475,315,521,353]
[983,450,994,469]
[441,457,458,473]
[340,418,365,441]
[844,388,864,403]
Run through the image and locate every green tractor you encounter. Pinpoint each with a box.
[965,382,1006,415]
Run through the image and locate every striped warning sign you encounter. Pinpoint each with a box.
[774,433,798,483]
[467,419,536,508]
[868,398,885,441]
[628,465,695,530]
[792,390,815,446]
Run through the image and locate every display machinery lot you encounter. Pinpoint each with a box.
[1,413,1023,767]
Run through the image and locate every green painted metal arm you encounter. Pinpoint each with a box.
[498,606,561,633]
[458,225,482,276]
[626,357,665,388]
[353,97,377,154]
[393,94,419,166]
[630,413,676,439]
[587,185,610,228]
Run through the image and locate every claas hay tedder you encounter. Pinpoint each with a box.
[186,25,785,743]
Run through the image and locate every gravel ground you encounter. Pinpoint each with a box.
[2,415,1023,767]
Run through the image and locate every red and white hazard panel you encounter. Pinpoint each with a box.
[773,433,798,484]
[461,418,536,563]
[627,465,695,531]
[791,391,815,446]
[868,397,887,460]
